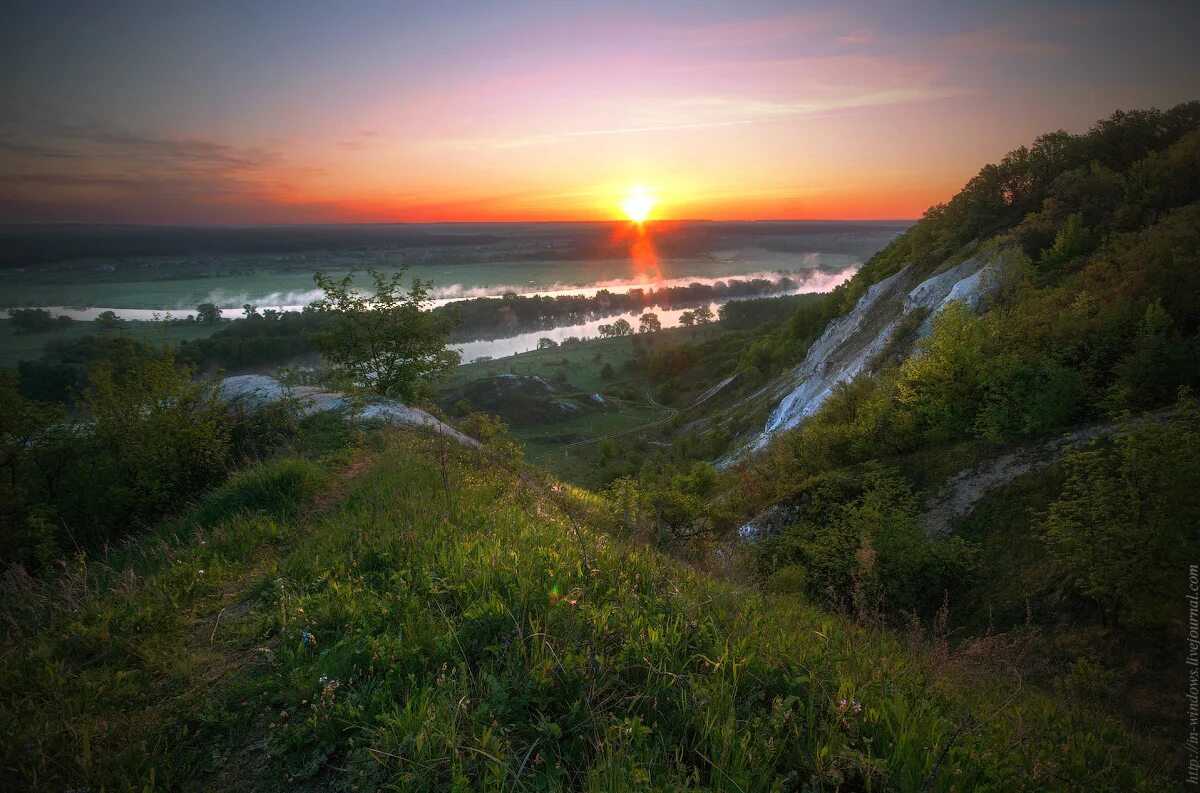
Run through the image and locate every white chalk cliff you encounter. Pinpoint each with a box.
[743,254,1005,454]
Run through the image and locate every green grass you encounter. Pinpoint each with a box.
[0,318,221,369]
[444,327,725,485]
[0,428,1175,790]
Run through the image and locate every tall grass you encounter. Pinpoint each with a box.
[0,430,1174,790]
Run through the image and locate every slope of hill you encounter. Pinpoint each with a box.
[0,427,1172,790]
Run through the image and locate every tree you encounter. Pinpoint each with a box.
[678,311,695,328]
[8,308,71,334]
[600,362,614,379]
[1042,406,1200,629]
[196,303,222,324]
[311,269,460,400]
[537,337,558,349]
[1038,212,1094,270]
[598,318,633,338]
[638,312,662,334]
[692,305,714,325]
[95,310,124,331]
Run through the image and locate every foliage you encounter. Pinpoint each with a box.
[7,307,74,334]
[458,412,522,461]
[0,431,1170,790]
[196,302,223,324]
[311,268,460,400]
[637,311,661,334]
[1041,401,1200,629]
[94,310,124,330]
[758,470,976,616]
[1038,212,1095,270]
[1,348,233,562]
[16,334,160,403]
[596,318,632,338]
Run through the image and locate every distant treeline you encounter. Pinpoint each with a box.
[446,277,799,338]
[0,220,907,268]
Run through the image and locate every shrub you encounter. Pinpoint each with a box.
[459,412,522,462]
[1,348,234,563]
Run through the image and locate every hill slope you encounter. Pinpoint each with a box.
[0,427,1171,790]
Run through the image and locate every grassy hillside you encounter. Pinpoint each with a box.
[0,426,1172,790]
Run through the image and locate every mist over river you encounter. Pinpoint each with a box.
[1,220,908,361]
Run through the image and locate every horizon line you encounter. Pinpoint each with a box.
[0,217,919,230]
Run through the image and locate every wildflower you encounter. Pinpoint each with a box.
[318,675,329,685]
[302,631,316,646]
[197,569,205,575]
[835,698,862,714]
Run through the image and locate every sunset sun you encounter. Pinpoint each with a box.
[620,186,657,223]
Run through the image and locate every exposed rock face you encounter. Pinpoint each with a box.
[218,375,480,448]
[743,254,1004,454]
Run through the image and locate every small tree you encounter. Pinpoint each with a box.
[311,269,460,401]
[639,312,662,335]
[95,310,125,331]
[537,337,558,349]
[196,303,222,324]
[598,320,634,339]
[692,305,714,325]
[600,362,615,379]
[1042,407,1200,630]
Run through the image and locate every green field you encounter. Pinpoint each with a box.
[0,319,222,369]
[442,326,728,482]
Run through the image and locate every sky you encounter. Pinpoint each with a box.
[1,0,1197,224]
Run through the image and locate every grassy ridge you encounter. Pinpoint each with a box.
[0,428,1171,790]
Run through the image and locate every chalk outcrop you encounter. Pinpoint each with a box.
[218,375,480,448]
[744,254,1005,453]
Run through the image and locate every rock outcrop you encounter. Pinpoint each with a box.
[218,375,480,448]
[742,253,1006,454]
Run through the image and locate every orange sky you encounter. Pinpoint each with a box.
[1,2,1198,223]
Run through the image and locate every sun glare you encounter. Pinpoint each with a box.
[620,186,657,224]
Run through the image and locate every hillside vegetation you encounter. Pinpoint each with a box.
[3,103,1199,790]
[0,427,1172,790]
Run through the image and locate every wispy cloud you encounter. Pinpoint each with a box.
[940,25,1064,57]
[336,130,383,151]
[835,28,876,47]
[0,121,307,222]
[431,81,965,152]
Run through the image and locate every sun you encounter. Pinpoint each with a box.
[620,185,657,224]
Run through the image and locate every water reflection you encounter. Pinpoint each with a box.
[456,301,720,361]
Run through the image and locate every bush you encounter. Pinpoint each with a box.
[758,470,976,616]
[459,412,522,462]
[7,308,73,334]
[1,349,233,563]
[1042,401,1200,630]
